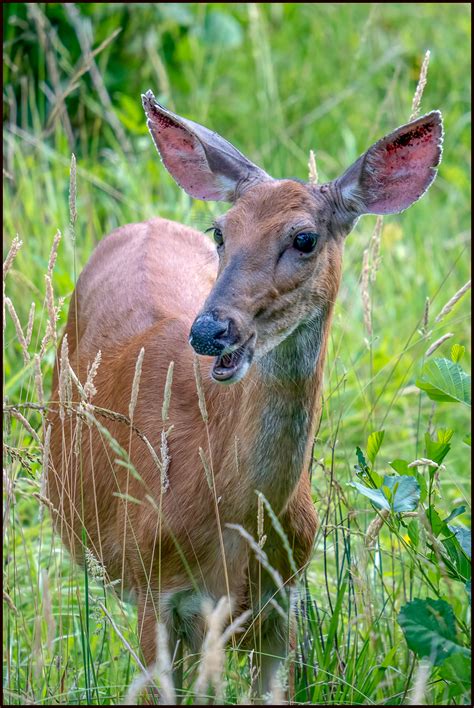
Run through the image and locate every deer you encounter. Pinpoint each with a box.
[47,90,443,700]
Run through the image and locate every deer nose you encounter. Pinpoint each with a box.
[189,314,234,356]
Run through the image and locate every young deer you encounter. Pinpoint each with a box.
[47,91,443,697]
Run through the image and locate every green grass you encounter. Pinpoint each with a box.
[3,3,471,704]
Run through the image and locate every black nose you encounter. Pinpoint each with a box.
[189,314,234,356]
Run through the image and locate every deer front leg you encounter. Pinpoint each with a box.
[250,597,296,703]
[137,592,184,704]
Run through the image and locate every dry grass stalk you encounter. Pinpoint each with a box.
[58,334,72,421]
[68,362,86,399]
[408,658,431,704]
[162,361,174,422]
[308,149,318,185]
[267,669,286,705]
[123,668,155,705]
[234,435,240,473]
[226,524,285,597]
[422,296,430,334]
[141,435,163,477]
[1,234,22,335]
[361,248,372,337]
[39,423,52,523]
[193,355,208,423]
[32,493,56,512]
[41,424,52,484]
[370,216,383,282]
[34,354,45,406]
[84,350,102,401]
[160,428,172,491]
[5,297,30,364]
[96,598,147,673]
[73,414,83,457]
[3,590,18,614]
[123,621,175,705]
[365,509,390,549]
[40,569,56,653]
[10,408,41,445]
[40,275,61,355]
[3,235,23,279]
[408,458,441,469]
[257,494,266,548]
[425,332,453,357]
[154,622,176,705]
[410,50,431,121]
[434,280,471,323]
[129,347,145,421]
[199,447,213,489]
[194,597,250,704]
[69,153,77,239]
[38,231,64,355]
[32,614,44,679]
[47,230,62,279]
[25,301,35,347]
[85,548,106,583]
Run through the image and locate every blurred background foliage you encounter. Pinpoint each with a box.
[2,4,471,704]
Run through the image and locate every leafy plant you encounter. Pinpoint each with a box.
[416,357,471,406]
[398,598,470,665]
[350,474,421,512]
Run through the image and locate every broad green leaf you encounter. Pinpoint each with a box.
[425,431,452,466]
[436,428,455,444]
[448,525,471,559]
[366,430,385,465]
[201,10,243,48]
[389,458,410,475]
[350,475,420,512]
[426,508,448,537]
[416,357,471,406]
[441,534,471,582]
[438,653,471,696]
[383,475,421,512]
[444,506,466,524]
[451,343,465,363]
[371,470,384,488]
[349,481,390,510]
[390,460,426,500]
[466,580,471,603]
[355,446,370,476]
[398,598,470,665]
[412,470,428,504]
[463,433,471,446]
[407,519,419,548]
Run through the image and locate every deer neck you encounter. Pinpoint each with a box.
[237,305,332,514]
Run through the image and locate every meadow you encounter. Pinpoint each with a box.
[3,3,471,704]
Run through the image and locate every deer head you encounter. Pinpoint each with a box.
[142,90,443,384]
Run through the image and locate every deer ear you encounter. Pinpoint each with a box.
[142,90,271,202]
[335,111,443,215]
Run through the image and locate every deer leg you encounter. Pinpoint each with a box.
[137,592,183,703]
[250,597,297,704]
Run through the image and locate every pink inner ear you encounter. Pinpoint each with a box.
[363,112,443,214]
[147,114,234,201]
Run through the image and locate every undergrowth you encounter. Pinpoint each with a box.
[3,3,471,705]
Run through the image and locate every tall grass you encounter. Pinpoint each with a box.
[3,3,470,705]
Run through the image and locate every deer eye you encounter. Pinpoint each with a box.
[293,232,319,253]
[213,228,224,247]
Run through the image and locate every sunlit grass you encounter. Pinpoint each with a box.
[3,2,470,704]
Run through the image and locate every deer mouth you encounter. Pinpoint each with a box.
[212,337,255,383]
